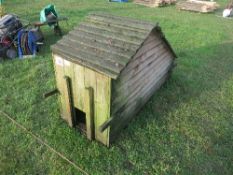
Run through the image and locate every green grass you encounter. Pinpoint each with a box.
[0,0,233,174]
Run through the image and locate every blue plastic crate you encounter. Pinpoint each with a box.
[109,0,128,2]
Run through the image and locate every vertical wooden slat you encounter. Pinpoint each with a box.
[53,54,72,125]
[84,68,97,139]
[95,73,111,146]
[62,59,75,127]
[64,76,76,127]
[84,67,111,146]
[73,64,85,111]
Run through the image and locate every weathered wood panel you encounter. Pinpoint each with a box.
[84,68,111,146]
[85,18,149,36]
[63,34,131,63]
[63,60,76,127]
[129,40,164,65]
[53,54,111,145]
[112,52,170,107]
[119,44,167,78]
[110,72,170,141]
[112,56,173,115]
[53,54,73,126]
[112,56,171,108]
[73,64,85,111]
[95,73,111,146]
[112,40,170,97]
[79,21,147,40]
[133,32,161,57]
[87,13,155,31]
[114,50,170,93]
[110,34,174,141]
[69,29,140,51]
[134,0,176,7]
[84,68,97,140]
[176,1,219,13]
[77,24,144,45]
[53,54,66,119]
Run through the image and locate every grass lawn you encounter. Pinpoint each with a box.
[0,0,233,174]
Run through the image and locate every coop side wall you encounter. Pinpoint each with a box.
[109,32,174,142]
[53,54,111,146]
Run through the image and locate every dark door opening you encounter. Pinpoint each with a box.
[75,108,86,134]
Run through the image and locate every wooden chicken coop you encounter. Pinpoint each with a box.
[51,13,176,146]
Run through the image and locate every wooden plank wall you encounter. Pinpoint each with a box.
[110,32,174,141]
[53,54,111,146]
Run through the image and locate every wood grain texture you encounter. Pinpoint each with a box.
[53,54,111,145]
[69,29,140,51]
[79,21,147,40]
[110,73,170,142]
[134,0,176,7]
[110,34,175,141]
[111,56,173,115]
[114,50,171,90]
[84,68,97,140]
[73,63,85,111]
[84,67,111,146]
[176,1,219,13]
[63,33,132,63]
[87,12,155,30]
[53,54,73,127]
[85,17,149,36]
[63,60,76,127]
[64,76,77,127]
[95,73,111,146]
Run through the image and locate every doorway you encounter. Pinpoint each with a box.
[75,108,86,134]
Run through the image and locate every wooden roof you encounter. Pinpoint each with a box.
[51,13,176,79]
